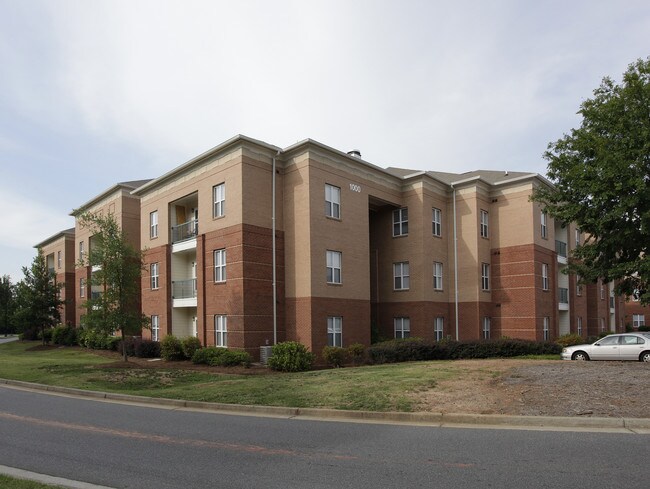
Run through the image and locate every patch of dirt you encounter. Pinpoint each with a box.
[412,359,650,418]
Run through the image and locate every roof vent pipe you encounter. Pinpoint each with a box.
[347,149,362,159]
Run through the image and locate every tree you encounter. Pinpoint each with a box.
[533,58,650,303]
[14,252,63,343]
[77,211,148,361]
[0,275,16,336]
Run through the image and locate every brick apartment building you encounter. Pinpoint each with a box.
[34,228,76,325]
[35,135,631,358]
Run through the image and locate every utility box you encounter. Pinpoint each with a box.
[260,346,273,366]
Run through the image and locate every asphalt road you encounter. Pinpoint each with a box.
[0,386,647,489]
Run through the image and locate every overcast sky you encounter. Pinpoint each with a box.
[0,0,648,282]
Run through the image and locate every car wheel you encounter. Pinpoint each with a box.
[572,351,589,361]
[640,351,650,362]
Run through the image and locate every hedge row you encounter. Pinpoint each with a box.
[367,338,561,364]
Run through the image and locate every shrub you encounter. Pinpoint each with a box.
[267,341,315,372]
[322,346,348,367]
[209,349,252,367]
[77,329,118,350]
[38,327,53,344]
[19,327,40,341]
[347,343,366,365]
[119,337,137,357]
[52,324,78,346]
[135,339,161,358]
[639,325,650,332]
[191,347,225,365]
[181,336,202,360]
[160,335,184,361]
[555,333,586,347]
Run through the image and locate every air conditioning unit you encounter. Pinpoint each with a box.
[260,346,273,365]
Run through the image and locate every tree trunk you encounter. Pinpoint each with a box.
[121,328,128,362]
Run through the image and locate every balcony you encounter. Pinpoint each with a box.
[555,240,568,264]
[172,279,197,308]
[171,220,198,252]
[558,287,569,310]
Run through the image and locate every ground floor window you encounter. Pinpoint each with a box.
[633,314,645,328]
[483,317,491,339]
[151,315,159,342]
[394,317,410,339]
[599,317,605,332]
[327,316,342,347]
[577,316,583,336]
[215,315,227,347]
[434,317,444,341]
[543,317,550,340]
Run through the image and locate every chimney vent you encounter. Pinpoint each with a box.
[347,149,362,159]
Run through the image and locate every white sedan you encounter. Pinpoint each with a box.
[561,333,650,361]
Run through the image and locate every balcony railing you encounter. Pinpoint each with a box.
[558,287,569,304]
[171,220,198,244]
[172,279,197,299]
[555,240,567,258]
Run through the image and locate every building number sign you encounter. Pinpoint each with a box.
[349,183,362,193]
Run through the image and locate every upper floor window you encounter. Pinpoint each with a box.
[79,278,86,298]
[394,262,410,290]
[480,210,489,238]
[542,263,549,291]
[150,263,159,290]
[150,211,158,239]
[215,315,227,347]
[432,207,442,236]
[433,262,443,290]
[575,228,581,246]
[393,208,408,237]
[483,317,491,339]
[394,317,410,339]
[434,317,444,341]
[57,251,62,269]
[576,275,582,296]
[540,211,547,239]
[79,241,85,262]
[213,183,225,218]
[326,250,342,284]
[600,283,605,300]
[481,263,490,291]
[327,316,343,347]
[214,249,226,283]
[325,184,341,219]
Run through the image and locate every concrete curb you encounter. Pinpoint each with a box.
[2,378,650,431]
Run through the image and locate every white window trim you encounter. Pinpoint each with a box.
[434,317,444,341]
[432,207,442,237]
[483,317,491,339]
[150,210,158,239]
[151,315,159,342]
[633,314,645,327]
[215,315,227,347]
[394,317,410,339]
[433,262,443,290]
[481,263,490,291]
[540,211,547,239]
[327,316,343,347]
[214,249,226,283]
[577,316,583,336]
[79,241,85,262]
[543,317,550,340]
[213,183,225,218]
[57,251,62,269]
[542,263,549,291]
[480,210,489,238]
[325,184,341,219]
[79,278,85,298]
[150,263,159,290]
[394,262,410,290]
[393,208,408,237]
[326,250,342,284]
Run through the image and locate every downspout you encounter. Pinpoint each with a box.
[452,184,459,340]
[272,150,280,345]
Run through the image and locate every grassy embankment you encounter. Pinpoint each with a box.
[0,341,557,412]
[0,475,66,489]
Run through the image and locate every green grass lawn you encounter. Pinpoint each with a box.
[0,341,558,412]
[0,475,66,489]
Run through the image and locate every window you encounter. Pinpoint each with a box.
[214,249,226,283]
[150,263,159,290]
[79,278,85,298]
[215,315,227,347]
[213,183,225,218]
[57,251,61,269]
[543,317,550,341]
[150,211,158,239]
[151,315,159,342]
[394,317,410,339]
[542,263,549,291]
[326,250,342,284]
[576,275,582,296]
[483,317,491,339]
[599,318,605,332]
[433,262,443,290]
[434,317,444,341]
[633,314,645,328]
[481,263,490,291]
[79,241,85,262]
[393,208,408,236]
[325,184,341,219]
[432,207,442,236]
[577,316,583,336]
[600,283,605,300]
[394,262,410,290]
[575,228,581,246]
[480,210,489,238]
[327,316,342,347]
[540,211,547,239]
